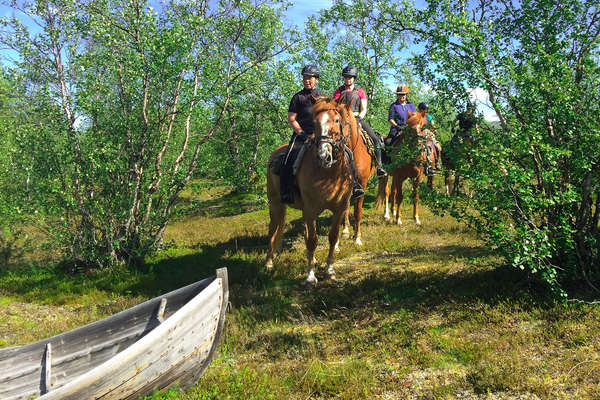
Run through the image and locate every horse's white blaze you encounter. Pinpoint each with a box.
[317,112,333,163]
[319,112,329,136]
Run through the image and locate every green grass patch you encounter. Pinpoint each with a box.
[2,182,599,399]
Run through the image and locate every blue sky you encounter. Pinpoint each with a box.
[283,0,332,27]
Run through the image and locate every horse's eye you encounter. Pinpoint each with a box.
[334,117,340,123]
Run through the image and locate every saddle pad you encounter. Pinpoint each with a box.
[359,127,375,154]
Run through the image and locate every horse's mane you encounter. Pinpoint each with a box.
[406,111,425,130]
[312,96,336,114]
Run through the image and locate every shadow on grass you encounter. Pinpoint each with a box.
[173,190,267,219]
[0,210,553,327]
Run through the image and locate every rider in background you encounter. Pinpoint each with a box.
[451,102,480,141]
[418,102,442,171]
[281,65,324,204]
[333,65,387,177]
[385,84,416,145]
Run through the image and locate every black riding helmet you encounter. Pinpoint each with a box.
[418,102,429,111]
[301,65,320,78]
[342,65,358,77]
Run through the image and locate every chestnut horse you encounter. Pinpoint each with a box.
[375,112,435,225]
[340,125,380,246]
[265,97,357,284]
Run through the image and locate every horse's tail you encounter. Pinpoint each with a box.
[374,175,388,210]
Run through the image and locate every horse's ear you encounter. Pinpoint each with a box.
[311,95,326,104]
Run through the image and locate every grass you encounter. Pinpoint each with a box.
[1,179,600,399]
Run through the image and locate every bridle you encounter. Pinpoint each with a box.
[312,107,351,160]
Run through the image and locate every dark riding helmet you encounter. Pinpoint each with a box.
[418,102,429,111]
[301,65,320,78]
[342,65,358,77]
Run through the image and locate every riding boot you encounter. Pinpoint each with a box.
[375,148,387,177]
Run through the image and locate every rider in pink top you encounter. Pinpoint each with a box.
[333,65,387,177]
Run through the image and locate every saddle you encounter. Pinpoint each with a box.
[268,140,311,176]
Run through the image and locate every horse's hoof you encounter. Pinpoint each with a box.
[265,260,273,270]
[341,227,350,239]
[305,277,318,286]
[354,237,363,246]
[326,266,336,279]
[396,219,403,225]
[415,218,421,225]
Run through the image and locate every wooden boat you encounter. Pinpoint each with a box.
[0,268,229,400]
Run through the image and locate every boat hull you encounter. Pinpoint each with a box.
[0,268,228,400]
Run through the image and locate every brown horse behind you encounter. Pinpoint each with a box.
[265,97,357,284]
[340,125,384,246]
[375,111,436,225]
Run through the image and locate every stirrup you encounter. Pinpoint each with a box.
[352,186,365,200]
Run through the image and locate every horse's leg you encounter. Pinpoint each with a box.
[302,220,318,265]
[413,174,422,225]
[266,201,286,269]
[376,175,391,220]
[325,208,345,279]
[453,173,460,196]
[389,176,398,221]
[394,175,405,225]
[353,196,364,246]
[444,170,451,196]
[303,216,318,284]
[341,203,351,239]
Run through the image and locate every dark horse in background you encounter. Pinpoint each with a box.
[442,130,475,196]
[375,112,438,225]
[265,97,357,284]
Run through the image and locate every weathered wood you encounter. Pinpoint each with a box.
[0,268,228,400]
[156,298,167,323]
[41,343,51,394]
